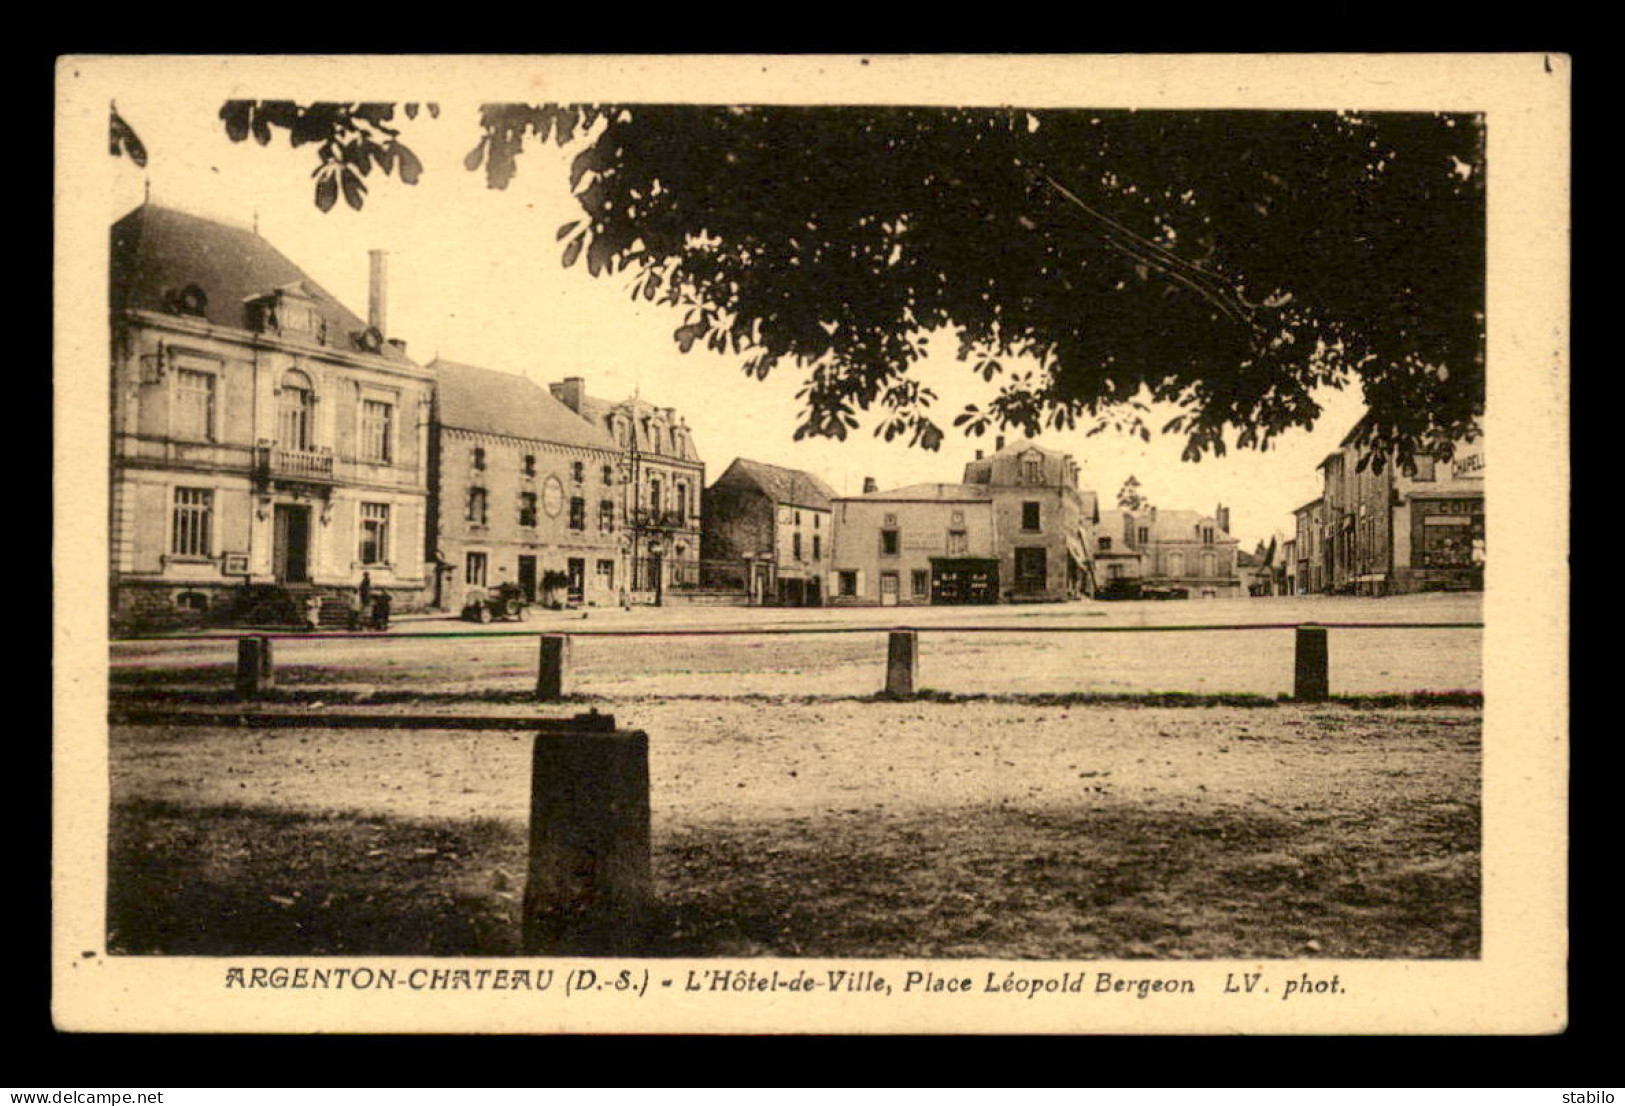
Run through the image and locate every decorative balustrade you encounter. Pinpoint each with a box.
[630,508,691,531]
[256,444,335,481]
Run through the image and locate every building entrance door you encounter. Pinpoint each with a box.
[879,571,900,606]
[1015,547,1047,594]
[567,558,586,605]
[273,504,311,584]
[517,555,537,603]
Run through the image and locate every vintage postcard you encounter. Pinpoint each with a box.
[54,53,1568,1034]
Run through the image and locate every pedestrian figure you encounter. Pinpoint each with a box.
[304,593,323,631]
[371,589,392,631]
[350,573,371,633]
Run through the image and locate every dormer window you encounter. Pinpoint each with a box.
[1022,455,1044,484]
[167,283,209,318]
[247,286,326,345]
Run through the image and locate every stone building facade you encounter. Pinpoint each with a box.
[701,458,836,606]
[961,438,1097,601]
[1293,496,1328,595]
[827,483,1000,606]
[427,360,625,610]
[1090,505,1243,597]
[549,378,704,603]
[109,204,433,631]
[1308,419,1484,595]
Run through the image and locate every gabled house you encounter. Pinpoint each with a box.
[701,458,837,605]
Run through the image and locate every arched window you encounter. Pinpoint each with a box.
[1167,551,1185,577]
[278,369,315,450]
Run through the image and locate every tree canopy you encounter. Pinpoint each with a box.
[130,99,1485,470]
[1117,476,1148,512]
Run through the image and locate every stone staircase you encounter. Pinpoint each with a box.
[230,584,358,629]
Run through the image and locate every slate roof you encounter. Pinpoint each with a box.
[715,458,838,510]
[110,203,411,363]
[432,360,619,450]
[573,393,703,462]
[840,483,992,502]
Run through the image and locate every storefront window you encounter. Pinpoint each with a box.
[1415,500,1485,568]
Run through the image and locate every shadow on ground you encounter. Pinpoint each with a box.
[108,797,1478,960]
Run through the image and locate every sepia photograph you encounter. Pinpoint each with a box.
[54,54,1567,1034]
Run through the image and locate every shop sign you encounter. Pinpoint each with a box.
[1451,444,1485,479]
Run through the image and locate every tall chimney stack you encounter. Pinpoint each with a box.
[862,476,878,494]
[995,434,1006,452]
[550,377,585,413]
[368,249,389,335]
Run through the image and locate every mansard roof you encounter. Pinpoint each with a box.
[574,392,703,462]
[111,203,411,364]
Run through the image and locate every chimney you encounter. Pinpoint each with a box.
[367,249,388,335]
[862,476,878,494]
[550,377,585,413]
[975,449,984,461]
[995,435,1006,452]
[1216,505,1231,534]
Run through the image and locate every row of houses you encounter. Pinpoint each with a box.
[110,203,704,630]
[706,440,1246,608]
[108,202,1257,628]
[1283,420,1485,596]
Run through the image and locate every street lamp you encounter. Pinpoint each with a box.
[647,538,665,607]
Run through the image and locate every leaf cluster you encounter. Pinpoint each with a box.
[219,101,435,211]
[198,100,1486,465]
[492,104,1484,464]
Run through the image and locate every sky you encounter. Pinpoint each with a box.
[106,89,1368,551]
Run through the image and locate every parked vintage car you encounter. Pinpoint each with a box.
[1094,579,1143,601]
[1141,585,1190,601]
[462,581,530,623]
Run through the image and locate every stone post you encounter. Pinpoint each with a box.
[537,634,571,701]
[522,713,652,955]
[1294,624,1329,702]
[885,629,918,698]
[235,635,274,698]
